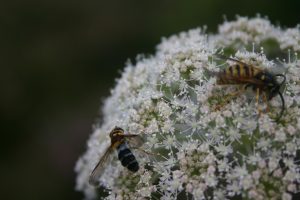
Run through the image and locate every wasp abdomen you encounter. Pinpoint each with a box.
[217,63,262,85]
[117,143,139,172]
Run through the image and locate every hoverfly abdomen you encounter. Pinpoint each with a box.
[89,127,143,185]
[117,142,139,172]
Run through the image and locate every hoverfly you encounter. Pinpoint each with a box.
[89,127,144,186]
[212,55,286,121]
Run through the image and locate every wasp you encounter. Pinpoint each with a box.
[212,55,286,121]
[89,127,144,186]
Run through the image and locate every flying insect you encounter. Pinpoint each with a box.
[89,127,144,186]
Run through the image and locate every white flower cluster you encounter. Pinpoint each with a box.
[75,16,300,199]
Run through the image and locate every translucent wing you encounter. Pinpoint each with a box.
[89,146,114,186]
[216,55,263,71]
[125,134,145,148]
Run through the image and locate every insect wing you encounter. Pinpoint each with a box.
[125,134,145,148]
[89,146,114,186]
[216,55,263,71]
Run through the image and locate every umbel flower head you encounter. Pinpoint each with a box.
[75,16,300,200]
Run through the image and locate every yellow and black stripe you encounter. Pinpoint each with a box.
[217,63,262,84]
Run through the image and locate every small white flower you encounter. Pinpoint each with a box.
[252,170,261,181]
[157,101,172,118]
[273,168,283,178]
[215,143,233,156]
[275,128,287,142]
[241,175,253,190]
[287,183,297,193]
[282,192,292,200]
[268,158,279,172]
[257,137,271,150]
[283,170,297,182]
[225,127,241,142]
[227,181,241,196]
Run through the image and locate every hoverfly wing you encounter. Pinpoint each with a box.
[125,134,145,148]
[89,146,114,186]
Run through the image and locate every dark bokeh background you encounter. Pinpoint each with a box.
[0,0,299,199]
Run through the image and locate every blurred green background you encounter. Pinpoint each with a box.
[0,0,299,199]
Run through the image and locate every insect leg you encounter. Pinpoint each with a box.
[274,91,285,122]
[262,92,270,112]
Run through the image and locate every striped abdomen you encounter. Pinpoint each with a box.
[117,142,139,172]
[217,64,261,84]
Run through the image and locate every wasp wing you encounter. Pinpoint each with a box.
[216,55,263,71]
[89,146,114,186]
